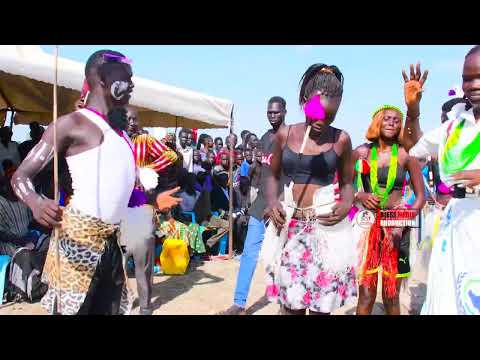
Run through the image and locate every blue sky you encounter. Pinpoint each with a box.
[13,45,473,147]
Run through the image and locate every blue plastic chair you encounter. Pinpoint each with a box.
[218,233,228,256]
[0,255,11,305]
[181,211,196,224]
[210,212,227,255]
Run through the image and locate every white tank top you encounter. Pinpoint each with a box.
[67,109,136,224]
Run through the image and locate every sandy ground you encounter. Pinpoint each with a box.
[0,245,430,315]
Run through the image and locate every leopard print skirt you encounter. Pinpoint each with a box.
[41,205,134,315]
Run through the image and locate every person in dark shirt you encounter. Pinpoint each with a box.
[218,96,287,315]
[18,122,45,161]
[211,171,231,213]
[237,130,251,152]
[244,133,258,151]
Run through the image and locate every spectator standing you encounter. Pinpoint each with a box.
[0,127,20,174]
[18,122,45,161]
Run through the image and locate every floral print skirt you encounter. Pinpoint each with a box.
[266,218,357,313]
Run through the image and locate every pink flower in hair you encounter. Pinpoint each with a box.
[304,94,326,121]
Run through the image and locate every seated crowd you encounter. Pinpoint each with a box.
[0,119,263,304]
[155,127,263,257]
[0,122,55,303]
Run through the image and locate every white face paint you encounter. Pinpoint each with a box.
[110,81,130,100]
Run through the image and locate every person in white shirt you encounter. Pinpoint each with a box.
[402,47,480,315]
[176,128,194,172]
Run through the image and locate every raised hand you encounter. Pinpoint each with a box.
[402,62,429,111]
[156,187,182,212]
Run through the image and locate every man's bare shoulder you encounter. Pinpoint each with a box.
[57,111,88,128]
[54,111,102,140]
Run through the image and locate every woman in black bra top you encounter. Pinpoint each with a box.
[353,103,425,316]
[265,64,357,316]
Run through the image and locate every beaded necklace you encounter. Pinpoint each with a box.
[370,143,398,209]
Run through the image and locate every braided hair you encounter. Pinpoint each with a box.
[298,63,344,106]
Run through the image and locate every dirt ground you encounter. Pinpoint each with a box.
[0,246,429,315]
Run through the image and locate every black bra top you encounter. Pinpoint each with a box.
[377,165,407,190]
[282,127,339,186]
[362,164,407,192]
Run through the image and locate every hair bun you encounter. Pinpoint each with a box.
[319,67,334,74]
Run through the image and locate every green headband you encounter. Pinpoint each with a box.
[372,105,404,119]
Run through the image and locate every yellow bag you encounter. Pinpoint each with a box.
[160,239,190,275]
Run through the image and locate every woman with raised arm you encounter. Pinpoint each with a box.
[352,104,425,315]
[405,47,480,314]
[265,64,357,315]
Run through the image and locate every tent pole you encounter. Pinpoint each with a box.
[53,45,61,314]
[3,108,9,128]
[227,107,235,259]
[9,110,15,130]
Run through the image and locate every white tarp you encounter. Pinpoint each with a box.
[0,45,233,129]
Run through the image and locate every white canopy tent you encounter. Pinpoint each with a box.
[0,45,234,129]
[0,45,237,259]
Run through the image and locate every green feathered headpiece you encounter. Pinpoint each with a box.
[372,105,404,119]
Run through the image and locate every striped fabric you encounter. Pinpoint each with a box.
[131,134,178,173]
[0,196,32,240]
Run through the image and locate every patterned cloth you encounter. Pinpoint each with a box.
[131,134,177,173]
[266,218,357,313]
[0,196,32,244]
[422,198,480,315]
[407,104,480,315]
[410,104,480,190]
[41,205,133,315]
[355,209,411,298]
[159,219,206,255]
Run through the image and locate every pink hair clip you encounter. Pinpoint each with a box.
[103,53,133,65]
